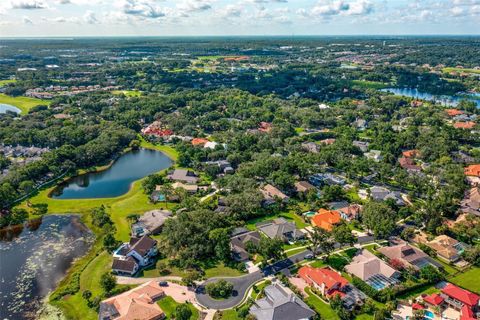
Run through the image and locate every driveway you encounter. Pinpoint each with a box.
[162,282,196,304]
[195,249,312,310]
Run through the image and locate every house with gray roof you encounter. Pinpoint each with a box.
[230,228,262,262]
[256,218,304,243]
[167,169,199,184]
[131,209,172,237]
[370,186,405,206]
[250,281,315,320]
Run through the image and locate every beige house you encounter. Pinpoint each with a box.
[427,235,465,263]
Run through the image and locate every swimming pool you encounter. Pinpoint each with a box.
[405,310,435,320]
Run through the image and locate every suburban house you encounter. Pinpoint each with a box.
[402,149,420,158]
[426,235,467,263]
[377,241,442,271]
[370,186,405,206]
[112,236,158,276]
[299,266,366,310]
[256,218,304,243]
[166,169,199,184]
[230,228,262,262]
[440,283,479,319]
[131,210,172,237]
[465,165,480,186]
[364,150,383,162]
[259,184,289,205]
[294,181,316,195]
[249,281,316,320]
[353,140,370,152]
[398,157,422,173]
[454,122,476,130]
[461,187,480,216]
[171,181,200,194]
[445,109,464,117]
[204,160,234,175]
[309,173,346,187]
[329,201,362,221]
[191,137,209,146]
[98,281,166,320]
[345,249,400,290]
[311,209,342,231]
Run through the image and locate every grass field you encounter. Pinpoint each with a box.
[304,287,339,320]
[112,90,143,97]
[0,93,51,114]
[157,296,199,320]
[442,67,480,75]
[0,79,16,86]
[245,209,308,230]
[449,267,480,293]
[351,80,388,89]
[216,309,241,320]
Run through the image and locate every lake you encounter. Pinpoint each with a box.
[51,148,173,199]
[382,88,480,108]
[0,103,21,114]
[0,215,93,320]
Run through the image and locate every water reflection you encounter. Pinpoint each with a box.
[0,215,93,320]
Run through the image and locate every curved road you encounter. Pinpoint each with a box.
[195,250,312,310]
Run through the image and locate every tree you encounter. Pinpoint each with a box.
[82,290,92,301]
[205,280,234,299]
[420,265,444,283]
[307,227,334,258]
[182,270,202,287]
[462,246,480,266]
[258,237,285,261]
[32,203,48,215]
[332,222,357,247]
[103,233,120,252]
[100,272,116,293]
[362,202,397,239]
[174,304,192,320]
[374,308,391,320]
[208,228,231,261]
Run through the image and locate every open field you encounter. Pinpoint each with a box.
[442,67,480,75]
[351,80,389,89]
[112,90,143,97]
[449,267,480,293]
[0,79,16,86]
[0,93,51,114]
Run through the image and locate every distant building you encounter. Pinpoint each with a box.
[329,201,362,221]
[426,235,467,263]
[377,241,442,271]
[465,165,480,186]
[259,184,289,205]
[311,209,342,231]
[294,181,316,194]
[112,236,157,276]
[370,186,405,206]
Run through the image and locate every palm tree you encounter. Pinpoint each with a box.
[158,184,174,209]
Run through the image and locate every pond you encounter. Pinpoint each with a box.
[0,103,21,114]
[0,215,93,320]
[51,148,173,199]
[381,88,480,108]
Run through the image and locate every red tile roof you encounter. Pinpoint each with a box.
[465,165,480,177]
[442,283,480,307]
[454,122,476,129]
[191,138,209,146]
[446,109,464,117]
[412,303,425,310]
[424,293,444,306]
[311,209,342,231]
[298,266,349,291]
[402,149,420,158]
[461,305,476,320]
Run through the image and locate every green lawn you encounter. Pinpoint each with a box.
[80,251,112,296]
[286,247,308,258]
[204,263,245,278]
[216,309,241,320]
[112,90,143,97]
[351,80,388,89]
[157,296,199,320]
[139,137,179,161]
[396,284,438,300]
[245,210,308,230]
[449,267,480,293]
[0,79,16,86]
[443,67,480,75]
[304,287,339,320]
[356,314,374,320]
[0,93,51,114]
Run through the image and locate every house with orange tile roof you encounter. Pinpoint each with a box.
[454,122,476,129]
[402,149,420,158]
[445,109,464,117]
[191,138,209,146]
[99,280,165,320]
[311,209,342,231]
[298,266,365,310]
[465,165,480,186]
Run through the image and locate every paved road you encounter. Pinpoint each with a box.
[195,249,312,310]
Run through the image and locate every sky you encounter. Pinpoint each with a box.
[0,0,479,37]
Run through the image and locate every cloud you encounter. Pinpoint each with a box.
[121,0,166,18]
[83,10,99,23]
[22,15,33,24]
[177,0,212,13]
[11,0,47,9]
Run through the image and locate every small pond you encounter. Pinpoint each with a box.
[0,215,93,320]
[51,148,173,199]
[382,88,480,108]
[0,103,21,114]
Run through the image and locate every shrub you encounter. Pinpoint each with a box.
[174,304,192,320]
[206,280,234,299]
